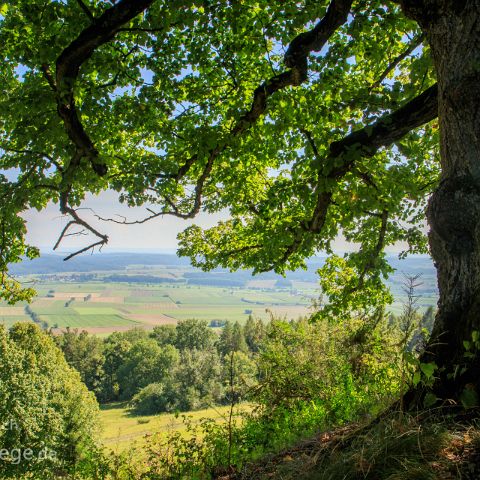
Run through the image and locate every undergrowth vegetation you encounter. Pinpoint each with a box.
[73,305,429,479]
[235,409,480,480]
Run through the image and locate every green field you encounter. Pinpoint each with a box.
[0,256,438,334]
[0,278,314,333]
[0,316,32,328]
[73,307,122,315]
[100,402,248,452]
[39,314,139,329]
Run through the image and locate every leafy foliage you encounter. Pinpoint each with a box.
[174,319,217,351]
[0,0,439,313]
[54,317,260,413]
[0,323,99,479]
[116,339,179,400]
[54,327,105,398]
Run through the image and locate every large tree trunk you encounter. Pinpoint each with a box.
[403,1,480,403]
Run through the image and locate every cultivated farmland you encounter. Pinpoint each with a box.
[2,253,437,334]
[1,281,312,334]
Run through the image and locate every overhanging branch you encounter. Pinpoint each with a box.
[172,0,354,183]
[53,0,155,178]
[270,83,438,269]
[328,83,438,161]
[46,0,155,258]
[232,0,354,136]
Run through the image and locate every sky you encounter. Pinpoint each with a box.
[22,190,226,254]
[22,189,415,256]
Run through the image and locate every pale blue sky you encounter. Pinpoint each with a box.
[22,190,415,255]
[23,190,226,253]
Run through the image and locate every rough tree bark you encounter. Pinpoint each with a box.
[401,0,480,403]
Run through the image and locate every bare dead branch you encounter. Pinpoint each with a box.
[53,220,76,250]
[63,239,107,261]
[54,192,109,259]
[95,209,162,225]
[64,229,88,237]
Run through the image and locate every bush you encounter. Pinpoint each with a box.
[130,383,169,415]
[0,323,100,479]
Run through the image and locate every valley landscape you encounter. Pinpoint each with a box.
[3,0,480,478]
[0,252,440,458]
[1,253,438,334]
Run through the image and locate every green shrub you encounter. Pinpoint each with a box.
[130,383,169,415]
[0,323,100,479]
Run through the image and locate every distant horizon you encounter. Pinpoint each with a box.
[22,192,426,255]
[31,248,432,259]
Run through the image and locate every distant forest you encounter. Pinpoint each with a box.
[10,253,436,291]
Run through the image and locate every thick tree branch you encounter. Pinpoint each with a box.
[172,0,354,183]
[46,0,154,259]
[40,64,56,91]
[271,84,438,269]
[328,83,438,161]
[392,1,432,26]
[310,83,438,232]
[284,0,354,68]
[55,0,155,178]
[233,0,354,136]
[356,209,389,289]
[75,0,95,23]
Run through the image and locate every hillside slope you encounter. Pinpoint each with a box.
[217,409,480,480]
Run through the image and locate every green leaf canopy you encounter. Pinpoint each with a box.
[0,0,438,305]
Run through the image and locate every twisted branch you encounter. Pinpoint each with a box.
[266,83,438,269]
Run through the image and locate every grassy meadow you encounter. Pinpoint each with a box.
[100,402,248,452]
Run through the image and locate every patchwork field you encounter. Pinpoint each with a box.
[2,254,438,334]
[0,315,32,328]
[0,280,313,334]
